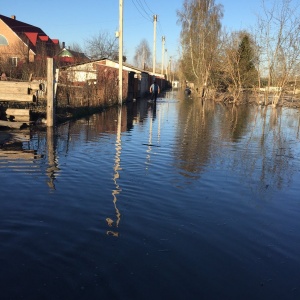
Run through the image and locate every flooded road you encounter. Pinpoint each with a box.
[1,90,300,299]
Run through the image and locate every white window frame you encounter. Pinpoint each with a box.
[9,57,19,67]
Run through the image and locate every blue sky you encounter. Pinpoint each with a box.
[2,0,261,65]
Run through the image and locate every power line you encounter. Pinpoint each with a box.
[157,19,165,37]
[131,0,166,39]
[137,0,165,37]
[142,0,155,15]
[131,0,152,22]
[131,0,173,63]
[136,0,151,16]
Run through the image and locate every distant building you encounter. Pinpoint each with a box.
[61,58,155,101]
[0,14,59,66]
[56,42,90,66]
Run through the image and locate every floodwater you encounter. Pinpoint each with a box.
[1,90,300,300]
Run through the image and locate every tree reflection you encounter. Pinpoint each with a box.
[174,95,300,196]
[223,106,299,195]
[174,96,217,179]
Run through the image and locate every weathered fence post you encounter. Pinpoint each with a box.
[47,58,55,127]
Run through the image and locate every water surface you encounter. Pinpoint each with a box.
[1,91,300,299]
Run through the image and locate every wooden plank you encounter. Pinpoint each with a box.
[8,116,30,122]
[0,120,29,129]
[0,86,29,94]
[0,81,40,89]
[0,81,41,93]
[6,109,30,122]
[0,81,29,88]
[0,94,34,102]
[6,108,30,117]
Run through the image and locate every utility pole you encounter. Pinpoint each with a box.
[152,15,157,75]
[161,36,165,75]
[118,0,123,105]
[143,45,145,70]
[165,49,168,80]
[46,58,54,127]
[168,56,172,83]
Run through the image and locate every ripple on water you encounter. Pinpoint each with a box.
[1,100,300,299]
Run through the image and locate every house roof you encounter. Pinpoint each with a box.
[39,35,49,42]
[0,14,58,56]
[0,14,46,36]
[24,32,38,45]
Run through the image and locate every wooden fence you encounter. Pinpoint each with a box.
[0,80,41,102]
[0,58,55,128]
[0,81,41,128]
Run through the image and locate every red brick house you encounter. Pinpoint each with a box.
[0,14,59,68]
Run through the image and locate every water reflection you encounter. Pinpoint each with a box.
[247,106,298,193]
[0,130,37,163]
[126,98,152,127]
[106,106,122,237]
[0,100,150,177]
[175,96,300,195]
[145,104,154,169]
[1,93,300,299]
[141,100,158,170]
[175,97,217,179]
[46,126,59,189]
[1,95,300,199]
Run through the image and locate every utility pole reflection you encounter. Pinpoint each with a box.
[146,102,159,170]
[106,107,122,237]
[145,108,153,169]
[46,126,59,189]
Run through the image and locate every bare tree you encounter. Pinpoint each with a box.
[85,31,118,60]
[256,0,300,107]
[68,42,84,53]
[177,0,223,97]
[133,39,151,70]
